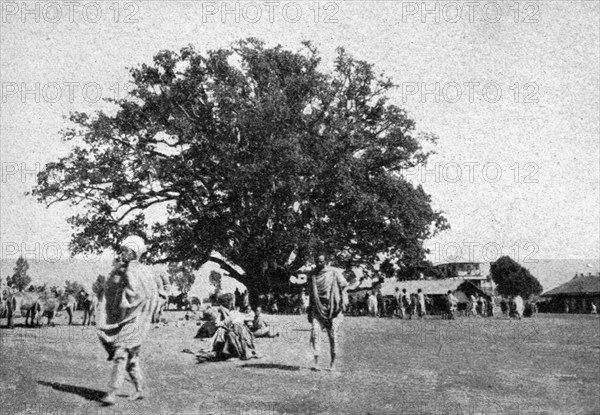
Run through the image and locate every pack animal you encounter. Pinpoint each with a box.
[82,292,98,325]
[6,290,61,328]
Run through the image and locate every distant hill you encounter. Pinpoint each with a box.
[1,257,598,293]
[0,258,167,291]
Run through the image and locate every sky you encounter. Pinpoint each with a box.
[1,0,599,269]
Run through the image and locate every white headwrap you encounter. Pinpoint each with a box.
[121,235,147,259]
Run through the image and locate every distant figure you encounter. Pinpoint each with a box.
[234,288,241,310]
[152,273,170,324]
[469,295,477,317]
[266,291,277,314]
[487,297,495,317]
[591,303,597,315]
[417,289,426,319]
[512,295,524,319]
[367,292,378,317]
[393,288,401,318]
[242,289,250,310]
[300,289,309,314]
[363,293,370,316]
[446,290,458,320]
[400,289,410,319]
[500,298,508,316]
[409,293,418,319]
[480,297,487,317]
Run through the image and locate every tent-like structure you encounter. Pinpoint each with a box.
[187,261,247,304]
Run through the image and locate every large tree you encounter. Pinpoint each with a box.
[31,39,447,295]
[8,256,31,291]
[490,256,543,299]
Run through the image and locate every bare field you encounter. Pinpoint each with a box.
[1,312,599,415]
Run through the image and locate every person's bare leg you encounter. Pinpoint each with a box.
[103,348,126,405]
[329,353,336,371]
[310,318,321,370]
[128,348,144,400]
[327,324,338,371]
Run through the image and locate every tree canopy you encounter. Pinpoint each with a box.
[64,279,86,296]
[168,261,195,294]
[92,274,106,298]
[8,256,31,291]
[490,256,543,299]
[32,38,447,294]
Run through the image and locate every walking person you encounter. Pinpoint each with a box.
[300,288,310,314]
[393,287,401,318]
[446,290,458,320]
[376,290,384,318]
[469,294,477,317]
[307,250,357,371]
[367,291,378,317]
[97,235,158,405]
[417,289,426,319]
[400,288,410,319]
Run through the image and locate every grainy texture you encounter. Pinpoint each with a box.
[1,312,599,414]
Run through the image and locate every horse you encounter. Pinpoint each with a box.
[82,292,98,325]
[6,290,61,328]
[60,293,78,325]
[167,293,190,311]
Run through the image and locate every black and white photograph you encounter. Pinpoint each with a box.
[1,1,599,414]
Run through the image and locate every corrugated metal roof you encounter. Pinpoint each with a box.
[541,275,600,297]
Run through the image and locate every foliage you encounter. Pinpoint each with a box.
[209,270,222,295]
[8,257,31,291]
[31,38,448,295]
[379,258,396,279]
[490,256,543,299]
[64,280,87,296]
[92,274,106,297]
[168,261,196,294]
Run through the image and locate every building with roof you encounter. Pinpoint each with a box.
[348,277,492,316]
[433,258,495,294]
[379,277,490,304]
[540,273,600,313]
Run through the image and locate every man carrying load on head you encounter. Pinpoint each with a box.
[97,235,158,405]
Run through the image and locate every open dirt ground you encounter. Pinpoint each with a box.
[1,312,599,414]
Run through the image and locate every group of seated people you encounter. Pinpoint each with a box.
[195,303,279,361]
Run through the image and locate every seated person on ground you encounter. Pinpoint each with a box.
[208,305,260,360]
[251,307,279,338]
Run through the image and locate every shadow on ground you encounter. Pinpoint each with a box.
[37,381,105,402]
[241,363,301,371]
